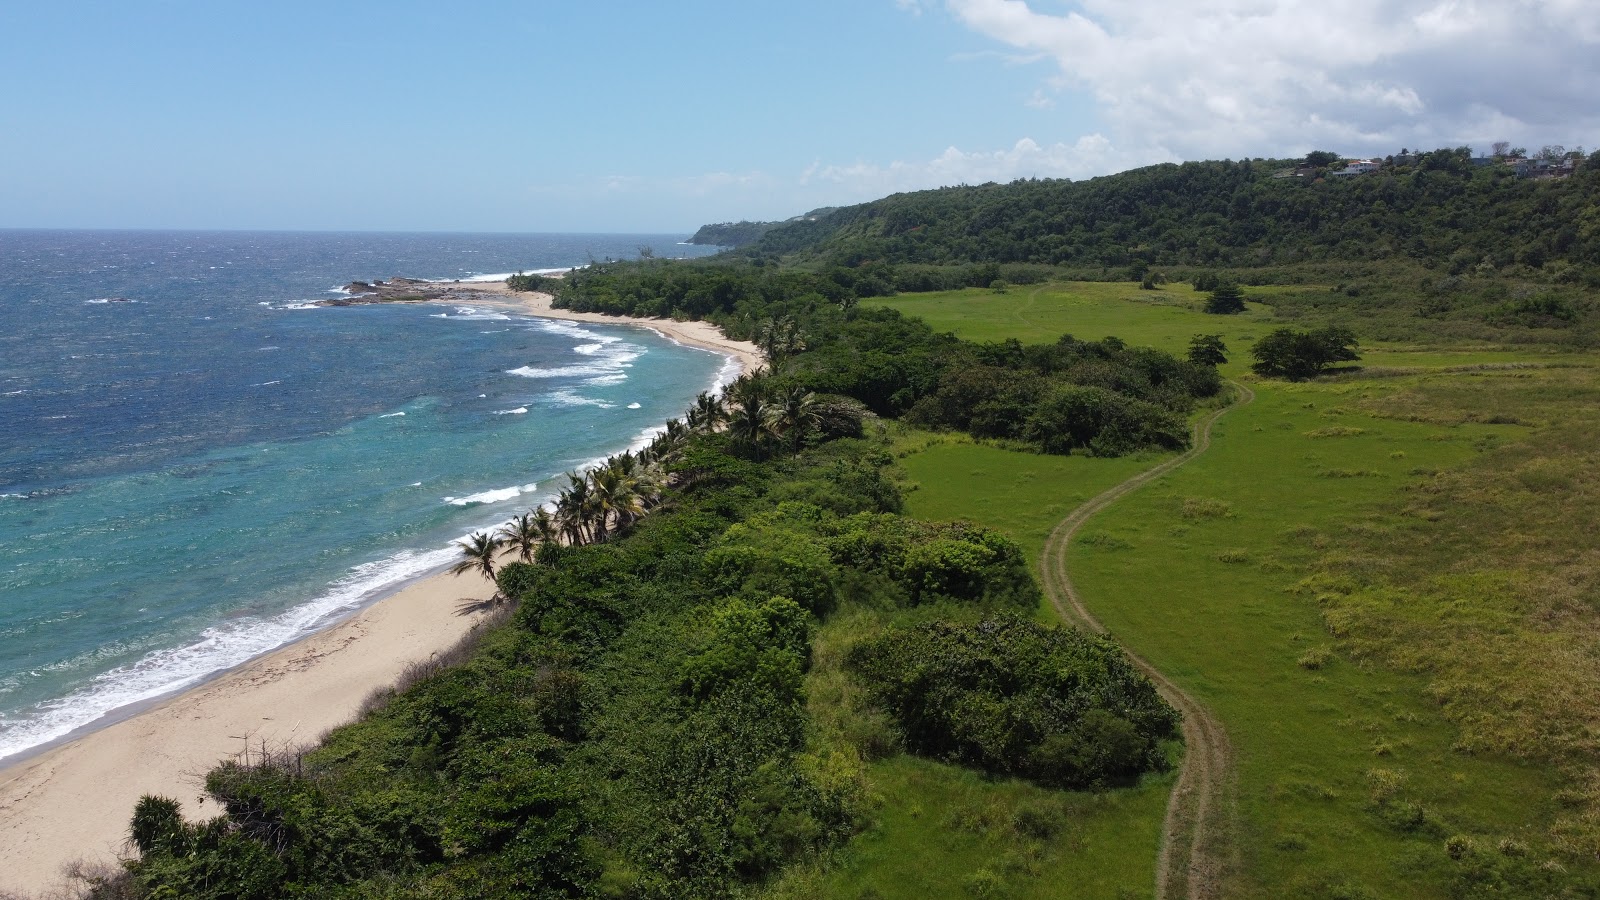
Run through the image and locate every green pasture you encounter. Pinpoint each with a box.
[869,285,1600,896]
[867,281,1593,380]
[867,282,1284,366]
[798,756,1170,900]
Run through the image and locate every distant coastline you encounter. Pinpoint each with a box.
[310,275,764,375]
[0,284,759,897]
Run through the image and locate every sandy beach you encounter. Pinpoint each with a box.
[0,294,759,898]
[441,281,765,376]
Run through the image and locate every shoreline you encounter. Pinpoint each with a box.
[431,281,764,376]
[0,294,759,898]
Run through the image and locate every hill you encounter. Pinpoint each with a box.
[688,208,840,247]
[744,150,1600,276]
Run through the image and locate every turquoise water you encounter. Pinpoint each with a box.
[0,231,725,761]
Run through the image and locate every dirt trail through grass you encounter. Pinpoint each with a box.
[1039,382,1254,900]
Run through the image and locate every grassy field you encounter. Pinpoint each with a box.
[868,282,1284,363]
[869,282,1589,378]
[858,283,1600,897]
[762,436,1180,899]
[791,755,1171,900]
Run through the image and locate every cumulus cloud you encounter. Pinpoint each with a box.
[942,0,1600,159]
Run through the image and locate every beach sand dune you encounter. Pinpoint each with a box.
[0,297,759,897]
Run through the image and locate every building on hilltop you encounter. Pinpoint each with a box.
[1328,160,1380,177]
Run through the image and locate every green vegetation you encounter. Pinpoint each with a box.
[689,220,781,247]
[868,281,1286,354]
[884,283,1600,896]
[87,149,1600,897]
[103,327,1179,897]
[688,211,839,248]
[848,616,1177,788]
[1249,326,1361,380]
[1204,282,1246,315]
[741,151,1600,276]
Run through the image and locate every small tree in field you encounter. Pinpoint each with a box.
[1250,327,1360,380]
[1187,334,1228,367]
[1204,283,1246,314]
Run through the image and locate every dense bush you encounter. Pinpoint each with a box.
[541,261,1219,458]
[111,429,1171,899]
[1023,384,1190,456]
[1250,326,1362,380]
[822,513,1040,608]
[847,616,1179,788]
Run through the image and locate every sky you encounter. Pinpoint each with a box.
[2,0,1597,233]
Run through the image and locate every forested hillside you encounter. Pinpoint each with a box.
[745,150,1600,275]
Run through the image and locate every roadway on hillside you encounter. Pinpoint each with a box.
[1039,382,1255,900]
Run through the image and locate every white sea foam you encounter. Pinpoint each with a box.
[493,407,529,416]
[430,306,510,322]
[627,402,642,409]
[544,390,615,409]
[0,545,459,762]
[255,380,281,387]
[425,267,575,284]
[379,412,405,418]
[506,324,642,387]
[442,482,540,507]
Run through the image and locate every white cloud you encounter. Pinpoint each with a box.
[894,0,924,16]
[799,135,1160,199]
[939,0,1600,159]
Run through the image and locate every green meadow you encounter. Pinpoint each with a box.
[868,282,1285,359]
[850,282,1600,897]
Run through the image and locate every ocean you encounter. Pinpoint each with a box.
[0,230,725,763]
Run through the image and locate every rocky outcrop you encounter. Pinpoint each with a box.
[317,277,496,307]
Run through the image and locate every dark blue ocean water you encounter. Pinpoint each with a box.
[0,231,724,761]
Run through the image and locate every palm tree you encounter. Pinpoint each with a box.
[765,385,821,453]
[555,472,592,545]
[499,512,545,563]
[530,506,560,545]
[449,531,503,585]
[755,316,806,367]
[589,465,638,542]
[686,392,726,432]
[727,387,773,457]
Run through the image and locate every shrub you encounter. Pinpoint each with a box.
[679,596,813,705]
[1204,282,1246,314]
[846,616,1178,788]
[1251,327,1361,380]
[1023,385,1189,456]
[495,561,543,600]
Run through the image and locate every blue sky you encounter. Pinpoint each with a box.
[3,1,1596,232]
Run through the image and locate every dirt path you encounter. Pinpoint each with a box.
[1038,382,1255,900]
